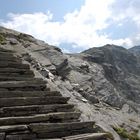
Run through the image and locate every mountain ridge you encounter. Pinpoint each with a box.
[0,26,140,140]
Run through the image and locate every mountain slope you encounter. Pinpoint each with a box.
[0,26,140,140]
[129,45,140,56]
[129,45,140,64]
[56,44,140,111]
[82,44,140,108]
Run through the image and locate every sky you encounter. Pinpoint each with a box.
[0,0,140,53]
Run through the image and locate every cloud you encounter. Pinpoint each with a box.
[0,0,140,52]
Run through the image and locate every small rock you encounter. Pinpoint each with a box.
[78,88,84,92]
[8,38,18,45]
[82,98,88,103]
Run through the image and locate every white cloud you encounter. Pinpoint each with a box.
[0,0,140,52]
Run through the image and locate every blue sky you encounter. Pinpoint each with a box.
[0,0,84,21]
[0,0,140,52]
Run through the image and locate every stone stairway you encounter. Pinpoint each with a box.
[0,48,112,140]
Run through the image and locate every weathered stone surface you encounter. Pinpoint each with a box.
[0,71,34,77]
[82,44,140,108]
[0,90,61,98]
[9,130,30,135]
[0,76,45,81]
[29,122,95,138]
[0,61,30,69]
[0,125,28,132]
[0,96,70,107]
[0,69,34,78]
[6,134,36,140]
[0,104,74,117]
[0,56,21,62]
[63,133,112,140]
[0,51,14,56]
[0,80,46,91]
[129,45,140,53]
[8,38,19,45]
[37,139,62,140]
[3,27,140,140]
[0,133,5,140]
[0,112,80,125]
[0,68,29,73]
[0,48,14,52]
[0,80,46,87]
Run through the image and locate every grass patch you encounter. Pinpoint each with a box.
[0,34,6,44]
[113,126,140,140]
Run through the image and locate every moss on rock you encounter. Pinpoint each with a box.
[113,126,140,140]
[0,34,6,44]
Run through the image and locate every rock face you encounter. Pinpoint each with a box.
[81,45,140,109]
[0,26,140,140]
[129,45,140,64]
[0,47,111,140]
[129,45,140,55]
[56,45,140,112]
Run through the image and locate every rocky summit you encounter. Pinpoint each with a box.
[0,26,140,140]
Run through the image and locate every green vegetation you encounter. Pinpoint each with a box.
[0,34,5,44]
[113,126,140,140]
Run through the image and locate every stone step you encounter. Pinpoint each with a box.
[63,133,112,140]
[0,51,15,57]
[0,53,15,57]
[0,56,21,63]
[0,48,105,140]
[0,124,28,133]
[0,97,70,107]
[0,48,14,52]
[0,62,30,69]
[0,50,20,58]
[0,68,31,73]
[0,80,46,87]
[0,112,80,126]
[0,80,47,91]
[35,139,62,140]
[0,54,16,59]
[6,134,37,140]
[0,90,61,98]
[0,76,44,81]
[0,52,21,58]
[0,104,74,117]
[0,76,34,81]
[0,71,34,77]
[29,121,95,138]
[0,132,5,140]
